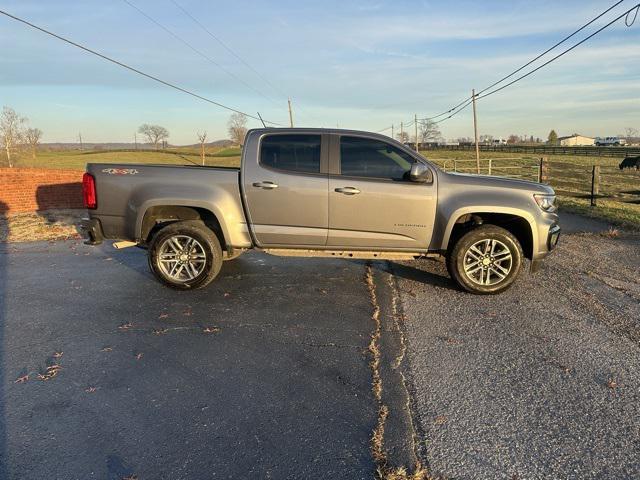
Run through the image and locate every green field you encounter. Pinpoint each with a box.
[5,146,242,170]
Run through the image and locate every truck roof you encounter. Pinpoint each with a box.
[247,127,394,138]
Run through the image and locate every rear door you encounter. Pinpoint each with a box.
[242,133,329,247]
[328,134,436,250]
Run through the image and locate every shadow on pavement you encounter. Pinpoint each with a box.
[0,200,8,478]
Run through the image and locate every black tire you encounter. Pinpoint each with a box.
[447,224,523,295]
[148,220,223,290]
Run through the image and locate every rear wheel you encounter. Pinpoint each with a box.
[447,225,523,294]
[148,220,222,290]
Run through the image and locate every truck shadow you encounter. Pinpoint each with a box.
[368,259,458,291]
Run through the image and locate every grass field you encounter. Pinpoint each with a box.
[5,146,242,170]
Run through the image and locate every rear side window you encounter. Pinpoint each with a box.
[340,136,415,180]
[260,134,321,173]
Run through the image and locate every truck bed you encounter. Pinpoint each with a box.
[86,163,245,242]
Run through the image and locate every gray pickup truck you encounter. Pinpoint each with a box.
[82,128,560,294]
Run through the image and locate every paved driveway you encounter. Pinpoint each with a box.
[0,242,385,479]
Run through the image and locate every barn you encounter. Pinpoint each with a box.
[558,134,595,146]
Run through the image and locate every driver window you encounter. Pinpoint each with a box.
[340,136,415,180]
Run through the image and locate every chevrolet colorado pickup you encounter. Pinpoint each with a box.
[81,128,560,294]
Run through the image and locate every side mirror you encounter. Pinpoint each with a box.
[409,162,432,183]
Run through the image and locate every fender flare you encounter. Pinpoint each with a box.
[441,206,538,254]
[134,199,230,246]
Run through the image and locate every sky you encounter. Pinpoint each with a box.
[1,0,639,144]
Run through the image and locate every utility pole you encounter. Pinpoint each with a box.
[78,132,83,151]
[287,98,294,128]
[134,133,138,150]
[414,114,419,153]
[400,122,404,144]
[472,89,480,174]
[391,124,394,140]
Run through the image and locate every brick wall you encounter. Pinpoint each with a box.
[0,168,84,214]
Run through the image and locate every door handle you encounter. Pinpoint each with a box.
[253,181,279,189]
[334,187,361,195]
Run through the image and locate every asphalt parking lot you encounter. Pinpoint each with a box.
[1,213,639,479]
[0,241,404,479]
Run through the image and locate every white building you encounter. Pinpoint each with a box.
[558,134,595,146]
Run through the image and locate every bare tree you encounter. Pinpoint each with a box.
[227,113,248,146]
[396,131,410,144]
[25,127,43,159]
[507,134,520,144]
[138,124,169,150]
[622,127,639,144]
[197,131,207,166]
[1,106,26,167]
[479,134,494,144]
[418,119,441,143]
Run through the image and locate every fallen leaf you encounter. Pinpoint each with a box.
[135,353,143,360]
[607,378,618,389]
[434,415,447,425]
[85,386,97,393]
[100,346,113,352]
[53,351,64,359]
[38,364,62,381]
[152,328,168,335]
[158,313,169,319]
[202,327,220,334]
[14,374,29,384]
[118,322,133,330]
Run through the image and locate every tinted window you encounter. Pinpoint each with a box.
[260,134,321,173]
[340,136,415,180]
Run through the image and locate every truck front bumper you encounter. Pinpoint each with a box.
[531,224,561,272]
[547,224,561,251]
[80,218,104,245]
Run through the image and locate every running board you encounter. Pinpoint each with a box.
[261,249,436,260]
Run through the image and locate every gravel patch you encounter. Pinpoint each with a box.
[395,228,640,479]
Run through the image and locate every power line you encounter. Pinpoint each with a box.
[412,0,631,124]
[394,0,638,128]
[122,0,281,107]
[476,0,627,97]
[168,0,285,99]
[167,0,318,126]
[478,2,640,100]
[0,9,285,126]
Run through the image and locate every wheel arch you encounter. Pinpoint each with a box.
[443,208,536,260]
[137,203,227,249]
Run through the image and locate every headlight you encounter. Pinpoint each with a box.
[534,194,557,212]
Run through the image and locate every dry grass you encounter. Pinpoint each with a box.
[0,209,84,242]
[600,227,621,239]
[365,266,432,480]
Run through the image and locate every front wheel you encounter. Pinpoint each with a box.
[148,220,223,290]
[447,225,523,295]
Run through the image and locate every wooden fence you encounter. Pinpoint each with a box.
[424,144,640,158]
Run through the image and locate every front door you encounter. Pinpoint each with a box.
[328,134,436,250]
[243,133,328,247]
